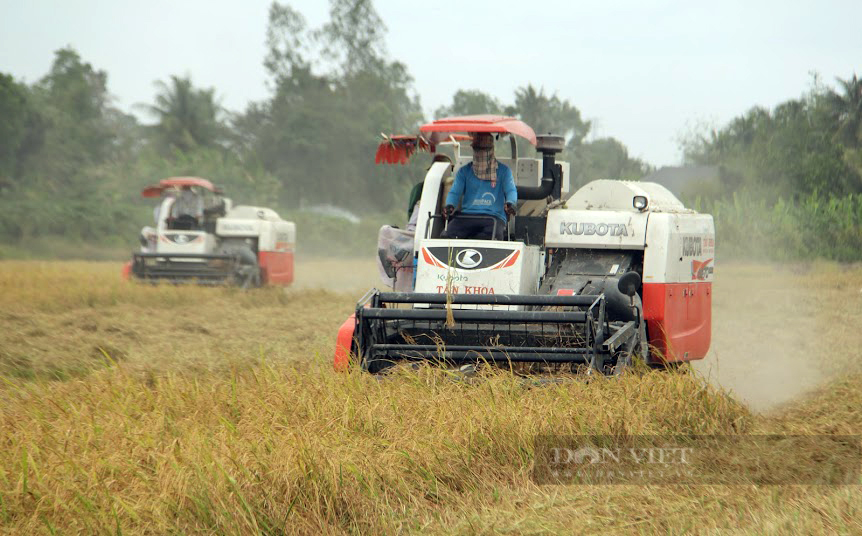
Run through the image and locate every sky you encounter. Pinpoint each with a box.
[1,0,860,166]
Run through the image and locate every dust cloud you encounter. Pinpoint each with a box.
[694,263,862,412]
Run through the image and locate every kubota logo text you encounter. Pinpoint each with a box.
[560,222,629,237]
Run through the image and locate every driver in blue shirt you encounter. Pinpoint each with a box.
[442,132,517,240]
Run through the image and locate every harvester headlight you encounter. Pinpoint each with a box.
[633,195,648,211]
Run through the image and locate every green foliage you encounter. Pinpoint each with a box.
[245,0,424,211]
[698,191,862,262]
[569,137,652,187]
[27,47,117,193]
[285,209,401,257]
[507,85,590,145]
[0,74,43,184]
[825,73,862,149]
[1,2,857,264]
[682,80,862,198]
[142,75,225,154]
[434,89,504,118]
[680,73,862,261]
[434,86,651,186]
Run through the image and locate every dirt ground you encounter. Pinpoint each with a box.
[695,262,862,411]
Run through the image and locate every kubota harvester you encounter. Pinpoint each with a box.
[123,177,296,287]
[335,116,714,374]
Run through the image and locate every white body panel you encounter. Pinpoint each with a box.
[413,161,449,249]
[568,179,688,213]
[257,220,297,253]
[215,210,296,253]
[643,213,715,284]
[155,230,216,259]
[416,238,541,308]
[144,200,296,256]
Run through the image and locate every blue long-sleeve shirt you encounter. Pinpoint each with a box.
[445,162,517,223]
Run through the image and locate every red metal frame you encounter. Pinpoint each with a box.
[141,177,218,198]
[643,282,712,363]
[334,314,356,371]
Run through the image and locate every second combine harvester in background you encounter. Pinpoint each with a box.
[335,116,714,375]
[124,176,296,288]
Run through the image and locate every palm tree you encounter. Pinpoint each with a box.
[143,75,224,153]
[825,74,862,148]
[506,85,590,145]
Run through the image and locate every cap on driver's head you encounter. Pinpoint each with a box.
[471,132,494,149]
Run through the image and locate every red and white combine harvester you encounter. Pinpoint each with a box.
[123,177,295,287]
[336,116,714,374]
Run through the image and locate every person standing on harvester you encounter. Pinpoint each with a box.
[442,132,517,240]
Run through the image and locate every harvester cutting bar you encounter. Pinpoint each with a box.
[132,252,239,284]
[374,292,599,307]
[353,289,627,373]
[360,308,587,323]
[369,344,593,363]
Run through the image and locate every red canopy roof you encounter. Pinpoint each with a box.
[419,115,537,146]
[141,177,217,198]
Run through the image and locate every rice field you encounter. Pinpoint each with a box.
[1,259,861,534]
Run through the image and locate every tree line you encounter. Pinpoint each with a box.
[680,73,862,261]
[0,0,859,260]
[0,0,649,255]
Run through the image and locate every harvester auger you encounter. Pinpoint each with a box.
[335,115,714,375]
[122,177,296,287]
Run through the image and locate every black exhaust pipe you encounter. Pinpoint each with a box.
[517,134,565,200]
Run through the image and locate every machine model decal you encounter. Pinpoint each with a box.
[434,285,496,294]
[703,237,715,255]
[559,222,629,237]
[691,258,714,280]
[424,247,518,271]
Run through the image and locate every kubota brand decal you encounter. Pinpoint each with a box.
[682,236,703,257]
[222,223,255,232]
[436,273,468,282]
[691,258,714,280]
[425,247,519,271]
[559,222,629,237]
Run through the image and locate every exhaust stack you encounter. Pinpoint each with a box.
[517,134,565,201]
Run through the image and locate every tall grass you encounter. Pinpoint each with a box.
[1,261,861,533]
[0,361,749,534]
